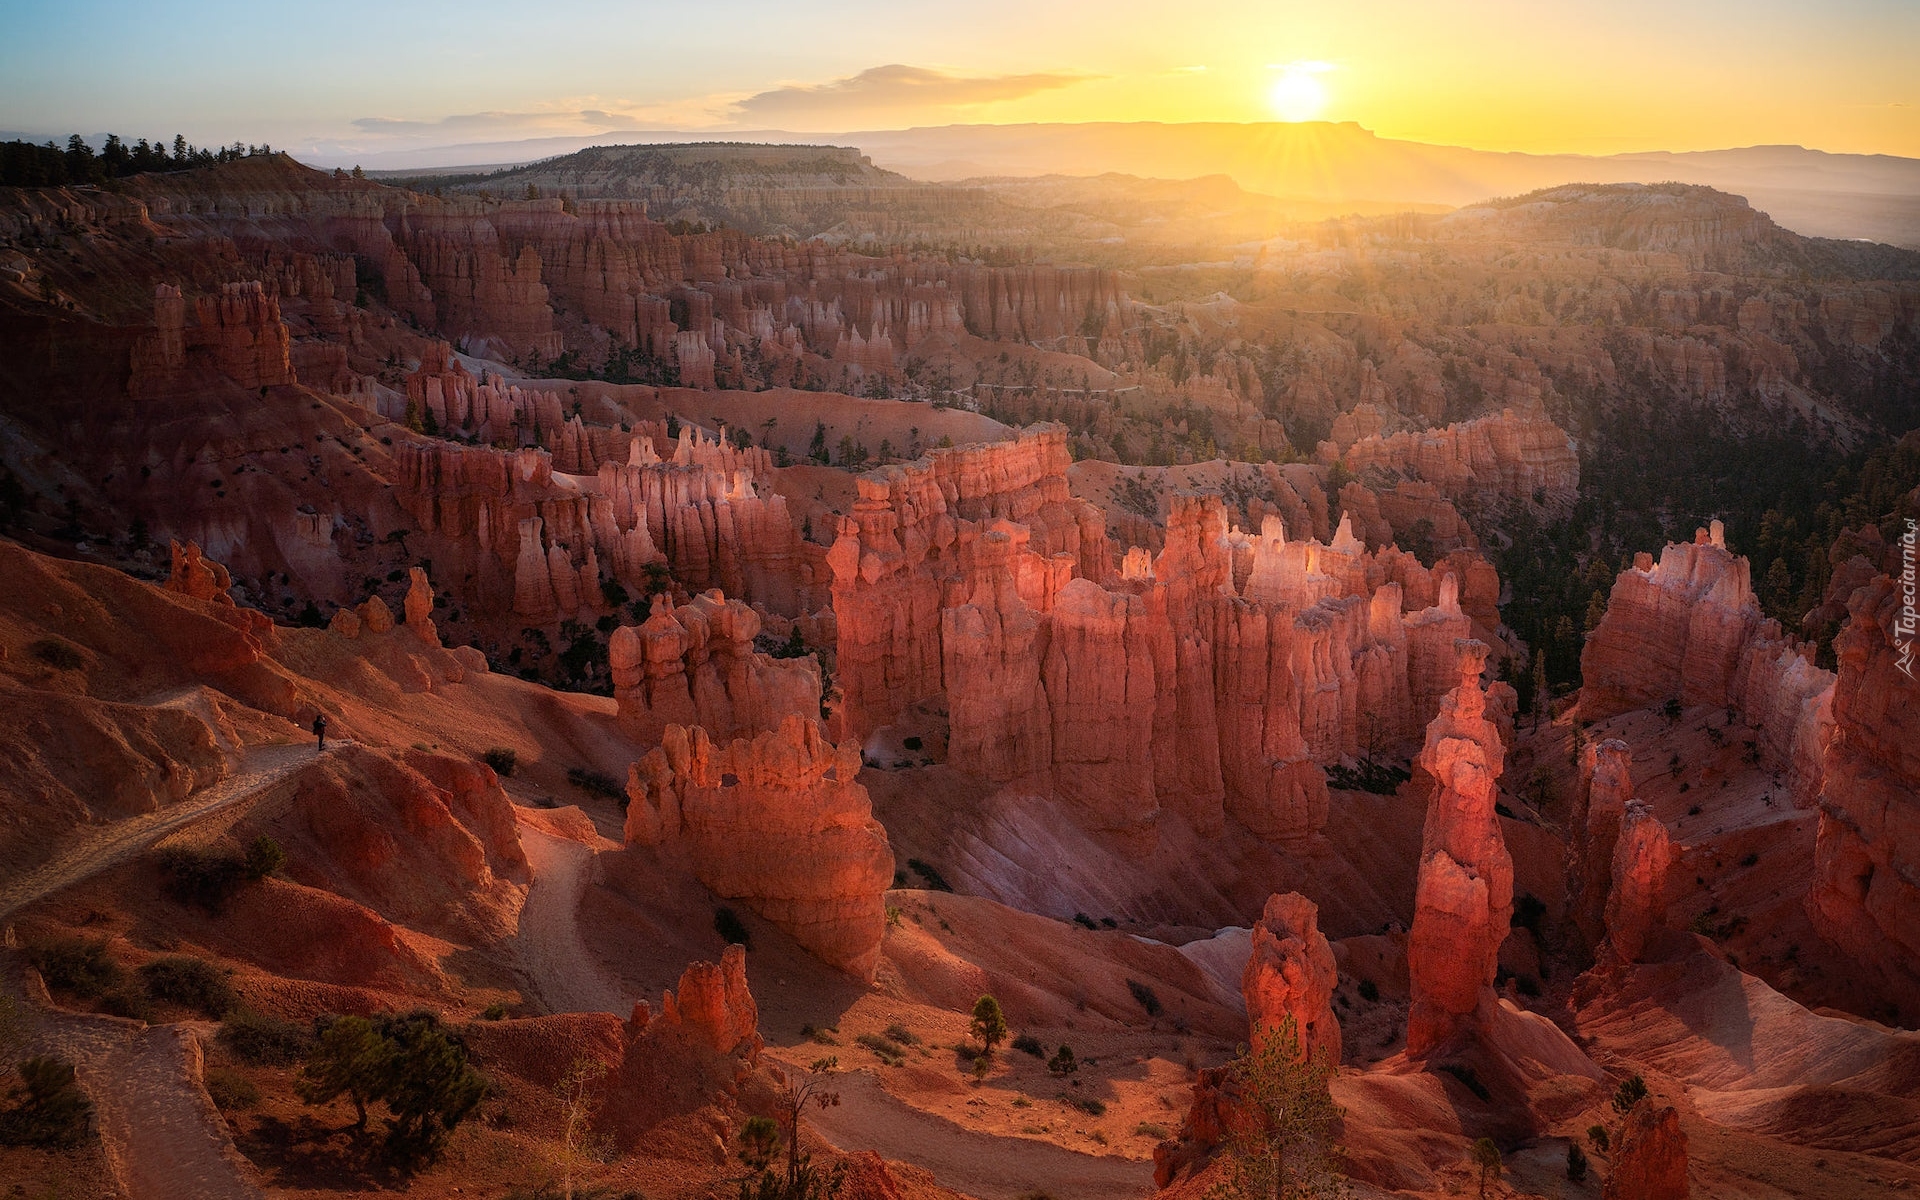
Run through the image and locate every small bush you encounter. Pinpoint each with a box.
[1358,979,1380,1003]
[1070,1096,1106,1116]
[1012,1033,1044,1057]
[1047,1045,1078,1076]
[0,1056,93,1146]
[29,638,84,670]
[1588,1123,1610,1151]
[219,1009,313,1065]
[1126,979,1162,1017]
[1072,913,1098,930]
[1134,1122,1169,1139]
[1516,975,1541,998]
[100,985,155,1022]
[902,736,923,751]
[138,955,237,1017]
[1612,1073,1648,1114]
[206,1066,261,1112]
[800,1023,839,1046]
[883,1024,918,1046]
[243,835,285,880]
[481,1003,508,1021]
[482,748,517,777]
[157,846,253,913]
[27,937,123,998]
[857,1033,905,1065]
[714,906,751,948]
[1567,1140,1588,1181]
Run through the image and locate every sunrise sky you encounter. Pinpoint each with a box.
[3,0,1916,161]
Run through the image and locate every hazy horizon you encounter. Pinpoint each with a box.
[4,0,1916,164]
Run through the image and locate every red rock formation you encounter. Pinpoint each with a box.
[165,540,236,606]
[607,591,820,744]
[629,943,762,1060]
[1242,892,1341,1064]
[1603,1099,1689,1200]
[403,567,439,646]
[131,281,294,396]
[1808,573,1920,1015]
[1568,738,1634,951]
[1583,525,1836,807]
[1335,404,1578,512]
[1407,638,1514,1057]
[1605,799,1674,963]
[623,715,894,978]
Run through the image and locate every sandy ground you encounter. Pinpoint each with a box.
[512,824,631,1016]
[810,1067,1154,1200]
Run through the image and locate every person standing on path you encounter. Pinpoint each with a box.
[312,713,328,752]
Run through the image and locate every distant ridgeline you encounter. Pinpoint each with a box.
[0,135,277,187]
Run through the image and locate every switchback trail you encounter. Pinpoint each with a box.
[0,741,329,921]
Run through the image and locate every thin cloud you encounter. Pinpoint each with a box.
[736,64,1096,122]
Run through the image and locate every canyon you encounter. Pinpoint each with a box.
[0,143,1916,1200]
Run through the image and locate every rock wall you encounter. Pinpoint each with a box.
[623,715,895,978]
[1335,404,1579,512]
[1603,1099,1690,1200]
[1407,639,1514,1057]
[1582,524,1835,806]
[1568,738,1634,951]
[1808,573,1920,1016]
[608,592,820,744]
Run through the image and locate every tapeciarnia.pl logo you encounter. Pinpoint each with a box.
[1899,518,1916,680]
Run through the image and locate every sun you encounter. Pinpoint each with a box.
[1267,64,1330,123]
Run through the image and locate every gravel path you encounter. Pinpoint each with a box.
[513,826,632,1015]
[0,741,329,921]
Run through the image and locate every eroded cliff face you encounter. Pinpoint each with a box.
[1407,639,1513,1057]
[1605,799,1674,964]
[608,592,820,745]
[1582,524,1835,807]
[1808,573,1920,1016]
[1334,403,1579,513]
[623,715,895,979]
[832,426,1512,852]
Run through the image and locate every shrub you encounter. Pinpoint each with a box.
[1047,1045,1078,1076]
[1588,1123,1609,1151]
[482,748,518,777]
[0,1056,92,1146]
[1357,979,1380,1003]
[883,1024,918,1046]
[1135,1122,1170,1139]
[857,1033,904,1065]
[969,996,1007,1053]
[1070,1096,1105,1116]
[1127,979,1162,1017]
[100,985,155,1022]
[138,955,237,1018]
[299,1010,487,1165]
[27,936,122,998]
[738,1113,781,1170]
[481,1003,508,1021]
[219,1009,313,1065]
[243,835,285,880]
[206,1066,261,1112]
[1612,1073,1648,1114]
[1012,1033,1044,1057]
[1566,1140,1588,1181]
[1073,913,1099,930]
[714,906,751,948]
[28,638,84,670]
[157,846,256,913]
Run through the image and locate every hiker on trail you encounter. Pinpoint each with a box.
[313,713,328,752]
